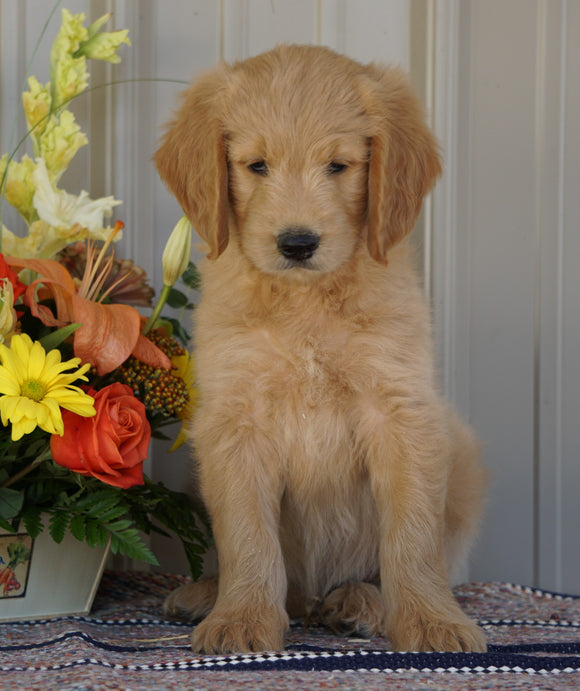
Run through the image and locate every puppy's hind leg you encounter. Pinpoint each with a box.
[164,576,218,621]
[320,582,386,638]
[444,412,488,584]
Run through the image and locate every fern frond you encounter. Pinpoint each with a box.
[21,507,43,538]
[48,511,69,543]
[108,526,159,565]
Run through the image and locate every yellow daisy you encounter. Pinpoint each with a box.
[169,351,198,452]
[0,333,96,441]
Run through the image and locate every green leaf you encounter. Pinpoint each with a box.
[0,517,16,533]
[166,287,190,309]
[154,318,174,337]
[180,261,201,291]
[0,488,24,519]
[39,323,82,351]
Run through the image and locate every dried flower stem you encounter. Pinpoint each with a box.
[1,448,52,489]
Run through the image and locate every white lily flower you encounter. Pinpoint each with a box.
[32,158,121,231]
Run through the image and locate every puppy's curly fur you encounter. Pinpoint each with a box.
[155,44,487,654]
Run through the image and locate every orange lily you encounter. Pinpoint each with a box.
[6,226,171,376]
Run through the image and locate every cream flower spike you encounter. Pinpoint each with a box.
[75,13,131,64]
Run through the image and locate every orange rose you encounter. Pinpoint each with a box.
[51,382,150,489]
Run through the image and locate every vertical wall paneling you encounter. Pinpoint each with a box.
[534,0,579,593]
[430,0,476,422]
[322,0,409,67]
[111,0,157,284]
[88,0,113,203]
[0,0,24,236]
[319,0,347,53]
[536,0,564,593]
[222,0,318,61]
[151,0,221,265]
[560,0,580,595]
[432,0,579,589]
[434,0,539,585]
[0,0,27,190]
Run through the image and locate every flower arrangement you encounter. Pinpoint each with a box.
[0,9,206,576]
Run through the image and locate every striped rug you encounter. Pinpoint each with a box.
[0,572,578,690]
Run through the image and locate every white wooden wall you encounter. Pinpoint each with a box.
[431,0,579,594]
[1,0,578,593]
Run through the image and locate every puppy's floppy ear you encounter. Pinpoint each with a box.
[155,67,230,259]
[360,66,442,264]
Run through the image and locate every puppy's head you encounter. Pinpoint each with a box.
[155,45,441,274]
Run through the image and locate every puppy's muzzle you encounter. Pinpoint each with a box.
[276,228,320,263]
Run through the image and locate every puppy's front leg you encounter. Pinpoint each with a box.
[361,399,487,652]
[192,415,289,653]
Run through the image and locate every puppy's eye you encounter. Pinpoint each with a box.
[327,161,348,175]
[247,160,268,176]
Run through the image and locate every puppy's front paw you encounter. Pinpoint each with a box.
[191,605,289,654]
[389,611,487,652]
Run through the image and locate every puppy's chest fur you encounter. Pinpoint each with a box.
[195,251,430,480]
[254,314,384,590]
[269,322,353,408]
[203,299,397,471]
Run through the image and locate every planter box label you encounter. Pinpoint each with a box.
[0,533,33,599]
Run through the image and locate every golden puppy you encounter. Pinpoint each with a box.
[155,44,487,654]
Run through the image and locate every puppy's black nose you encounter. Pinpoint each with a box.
[276,228,320,261]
